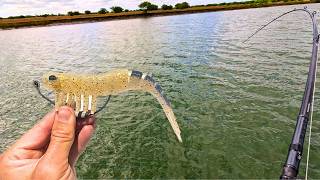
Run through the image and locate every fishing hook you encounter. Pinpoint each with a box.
[33,80,55,105]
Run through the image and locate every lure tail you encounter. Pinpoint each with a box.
[128,70,182,142]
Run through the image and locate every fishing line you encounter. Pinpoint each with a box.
[243,7,317,43]
[305,53,317,180]
[244,7,319,179]
[243,9,298,43]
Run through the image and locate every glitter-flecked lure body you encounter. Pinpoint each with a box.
[42,69,182,142]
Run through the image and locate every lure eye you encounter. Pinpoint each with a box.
[49,75,57,81]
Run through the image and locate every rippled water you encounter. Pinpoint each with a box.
[1,3,320,178]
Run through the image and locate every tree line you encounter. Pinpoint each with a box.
[3,0,319,19]
[139,1,190,10]
[4,1,191,19]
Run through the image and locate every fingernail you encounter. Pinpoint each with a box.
[58,107,73,122]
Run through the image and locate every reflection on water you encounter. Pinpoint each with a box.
[0,3,320,178]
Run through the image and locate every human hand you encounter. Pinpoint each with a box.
[0,106,95,180]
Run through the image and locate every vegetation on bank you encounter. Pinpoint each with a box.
[139,1,159,11]
[0,0,319,28]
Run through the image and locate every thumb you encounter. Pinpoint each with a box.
[44,106,76,164]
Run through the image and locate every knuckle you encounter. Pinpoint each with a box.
[51,128,74,141]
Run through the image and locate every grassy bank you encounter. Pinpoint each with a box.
[0,0,317,29]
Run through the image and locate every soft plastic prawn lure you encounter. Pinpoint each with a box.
[34,69,182,142]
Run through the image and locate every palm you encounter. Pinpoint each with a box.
[0,156,75,180]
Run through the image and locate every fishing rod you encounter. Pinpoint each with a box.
[244,7,319,179]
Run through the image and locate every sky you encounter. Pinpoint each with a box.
[0,0,238,17]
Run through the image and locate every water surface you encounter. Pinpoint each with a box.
[0,3,320,178]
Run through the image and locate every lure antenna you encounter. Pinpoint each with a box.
[244,7,319,179]
[33,80,111,115]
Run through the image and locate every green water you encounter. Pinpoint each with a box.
[0,3,320,178]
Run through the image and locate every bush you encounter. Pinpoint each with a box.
[147,4,158,10]
[207,3,218,6]
[124,9,129,12]
[139,1,158,11]
[139,1,152,9]
[98,8,108,14]
[111,6,123,13]
[68,11,80,16]
[8,15,27,19]
[162,4,173,10]
[175,2,190,9]
[85,10,91,14]
[243,1,255,4]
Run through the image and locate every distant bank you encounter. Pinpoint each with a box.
[0,0,318,29]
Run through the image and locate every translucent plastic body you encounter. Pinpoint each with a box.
[43,69,182,142]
